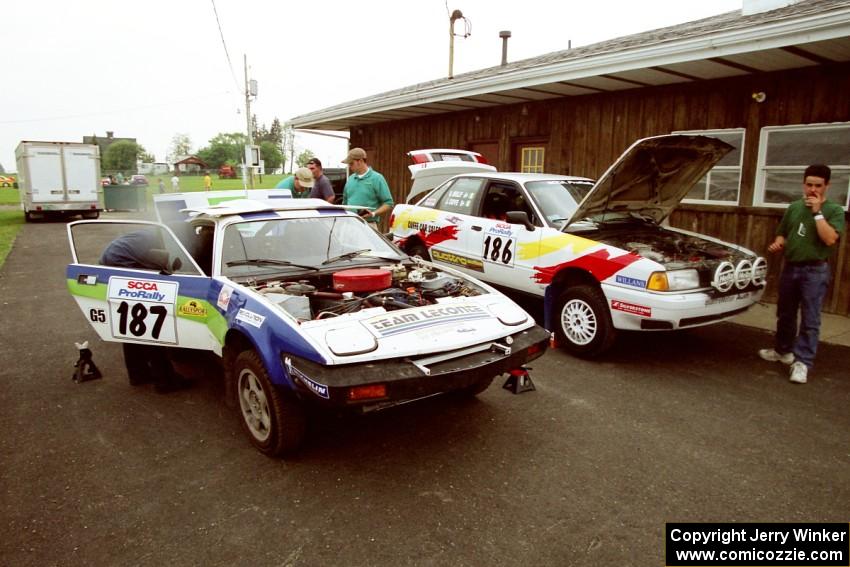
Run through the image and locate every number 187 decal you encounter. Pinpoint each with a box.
[107,277,179,344]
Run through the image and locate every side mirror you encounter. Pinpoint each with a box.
[505,210,535,231]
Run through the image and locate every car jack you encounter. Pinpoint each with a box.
[72,341,102,383]
[503,367,535,394]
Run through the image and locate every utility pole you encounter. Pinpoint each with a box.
[244,54,254,189]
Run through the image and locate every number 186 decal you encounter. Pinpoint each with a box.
[107,277,179,344]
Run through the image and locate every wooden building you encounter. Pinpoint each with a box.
[290,0,850,314]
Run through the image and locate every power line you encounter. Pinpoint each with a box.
[210,0,242,94]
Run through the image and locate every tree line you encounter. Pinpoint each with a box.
[101,116,314,174]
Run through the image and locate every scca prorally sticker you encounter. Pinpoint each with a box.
[235,308,265,328]
[217,285,234,311]
[611,300,651,317]
[106,277,178,344]
[615,275,647,288]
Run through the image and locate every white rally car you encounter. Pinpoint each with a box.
[390,135,767,358]
[66,190,549,457]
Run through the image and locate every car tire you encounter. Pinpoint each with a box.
[24,211,32,223]
[234,350,306,457]
[82,211,100,219]
[554,285,616,358]
[407,242,430,261]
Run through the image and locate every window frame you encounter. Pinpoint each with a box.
[754,122,850,210]
[675,128,745,206]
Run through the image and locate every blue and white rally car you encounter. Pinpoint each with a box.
[66,190,549,457]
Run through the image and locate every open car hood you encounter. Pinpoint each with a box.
[564,134,732,228]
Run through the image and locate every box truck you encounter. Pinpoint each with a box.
[15,141,102,221]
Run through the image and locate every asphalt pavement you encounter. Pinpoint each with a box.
[1,214,848,567]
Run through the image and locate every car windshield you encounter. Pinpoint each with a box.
[524,180,595,226]
[220,215,404,278]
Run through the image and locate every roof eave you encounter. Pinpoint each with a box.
[289,7,850,130]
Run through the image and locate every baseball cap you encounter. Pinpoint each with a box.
[294,167,315,187]
[342,147,367,164]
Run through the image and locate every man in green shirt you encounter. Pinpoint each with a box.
[274,167,314,198]
[758,164,845,384]
[341,147,394,225]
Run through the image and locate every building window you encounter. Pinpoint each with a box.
[520,147,545,173]
[755,123,850,209]
[676,129,744,205]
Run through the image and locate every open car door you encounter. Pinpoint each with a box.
[66,220,221,353]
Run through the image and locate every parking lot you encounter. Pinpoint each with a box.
[1,214,848,566]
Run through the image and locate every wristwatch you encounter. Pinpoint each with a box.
[814,213,825,221]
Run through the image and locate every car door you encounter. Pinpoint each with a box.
[422,176,489,275]
[466,180,544,295]
[66,220,220,352]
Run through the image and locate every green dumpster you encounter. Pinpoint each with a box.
[103,184,148,211]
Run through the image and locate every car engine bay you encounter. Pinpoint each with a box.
[247,261,486,322]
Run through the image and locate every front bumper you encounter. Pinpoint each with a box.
[284,325,551,409]
[604,284,765,331]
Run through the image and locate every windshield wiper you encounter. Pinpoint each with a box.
[226,258,318,271]
[321,248,371,266]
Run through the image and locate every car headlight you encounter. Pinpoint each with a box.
[647,269,700,291]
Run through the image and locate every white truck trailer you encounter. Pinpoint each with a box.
[15,141,102,221]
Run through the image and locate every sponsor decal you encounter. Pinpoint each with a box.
[365,304,490,337]
[611,300,651,317]
[178,299,208,318]
[407,221,442,233]
[392,208,440,231]
[615,275,647,288]
[107,277,177,303]
[285,357,329,399]
[533,248,642,284]
[431,249,484,272]
[217,285,234,310]
[235,308,265,328]
[486,224,514,238]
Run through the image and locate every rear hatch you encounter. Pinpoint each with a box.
[407,149,496,203]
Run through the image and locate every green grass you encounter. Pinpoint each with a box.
[0,188,19,205]
[0,210,25,268]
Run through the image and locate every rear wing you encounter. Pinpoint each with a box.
[152,189,293,223]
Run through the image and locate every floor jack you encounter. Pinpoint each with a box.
[72,341,102,383]
[502,366,535,394]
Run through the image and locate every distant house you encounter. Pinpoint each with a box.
[289,0,850,314]
[173,155,210,175]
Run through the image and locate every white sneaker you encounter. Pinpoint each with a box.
[758,348,795,365]
[789,362,808,384]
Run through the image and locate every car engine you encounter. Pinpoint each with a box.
[250,262,485,322]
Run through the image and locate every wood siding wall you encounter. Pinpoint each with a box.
[351,63,850,314]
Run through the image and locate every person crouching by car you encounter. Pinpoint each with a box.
[275,167,314,198]
[99,229,192,394]
[758,164,845,384]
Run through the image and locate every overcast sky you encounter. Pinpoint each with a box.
[2,0,743,173]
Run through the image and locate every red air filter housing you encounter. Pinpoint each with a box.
[332,268,392,292]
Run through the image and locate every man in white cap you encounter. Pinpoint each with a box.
[341,147,393,225]
[274,167,315,198]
